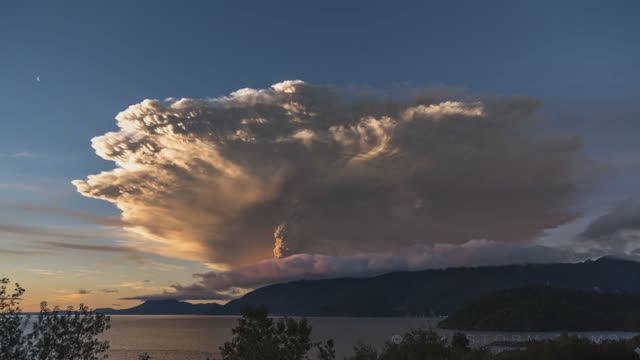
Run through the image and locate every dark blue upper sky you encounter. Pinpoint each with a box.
[2,4,638,123]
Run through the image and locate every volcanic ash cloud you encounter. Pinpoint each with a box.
[73,80,583,266]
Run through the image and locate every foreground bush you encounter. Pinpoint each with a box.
[214,306,640,360]
[0,278,110,360]
[494,335,640,360]
[219,305,335,360]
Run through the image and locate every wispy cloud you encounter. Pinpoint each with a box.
[0,224,107,240]
[71,268,105,276]
[118,281,155,290]
[11,152,36,159]
[39,240,145,263]
[6,204,125,227]
[29,268,63,276]
[40,240,136,253]
[0,223,139,256]
[0,248,52,256]
[0,151,37,159]
[0,183,49,195]
[0,222,152,265]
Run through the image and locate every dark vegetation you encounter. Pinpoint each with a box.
[0,278,110,360]
[4,276,640,360]
[99,258,640,317]
[222,257,640,316]
[440,286,640,331]
[218,305,335,360]
[494,335,640,360]
[167,308,640,360]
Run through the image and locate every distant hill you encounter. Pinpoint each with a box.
[98,257,640,317]
[439,286,640,331]
[221,257,640,316]
[96,299,223,315]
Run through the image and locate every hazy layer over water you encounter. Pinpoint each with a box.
[104,316,638,360]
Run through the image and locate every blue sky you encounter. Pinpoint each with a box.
[1,0,639,309]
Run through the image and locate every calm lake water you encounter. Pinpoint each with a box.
[103,316,639,360]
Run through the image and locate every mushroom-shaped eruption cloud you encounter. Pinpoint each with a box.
[74,81,583,267]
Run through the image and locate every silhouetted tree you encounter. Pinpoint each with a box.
[219,305,334,360]
[345,343,379,360]
[451,332,471,352]
[0,278,110,360]
[316,339,336,360]
[27,302,111,360]
[0,278,27,360]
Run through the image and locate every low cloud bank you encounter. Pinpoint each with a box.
[128,239,601,301]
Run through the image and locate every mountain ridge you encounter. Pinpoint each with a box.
[96,298,223,315]
[98,257,640,316]
[439,285,640,331]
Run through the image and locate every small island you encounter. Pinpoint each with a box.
[439,286,640,332]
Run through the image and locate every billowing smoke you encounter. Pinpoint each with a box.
[273,198,305,258]
[74,80,584,267]
[273,223,290,258]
